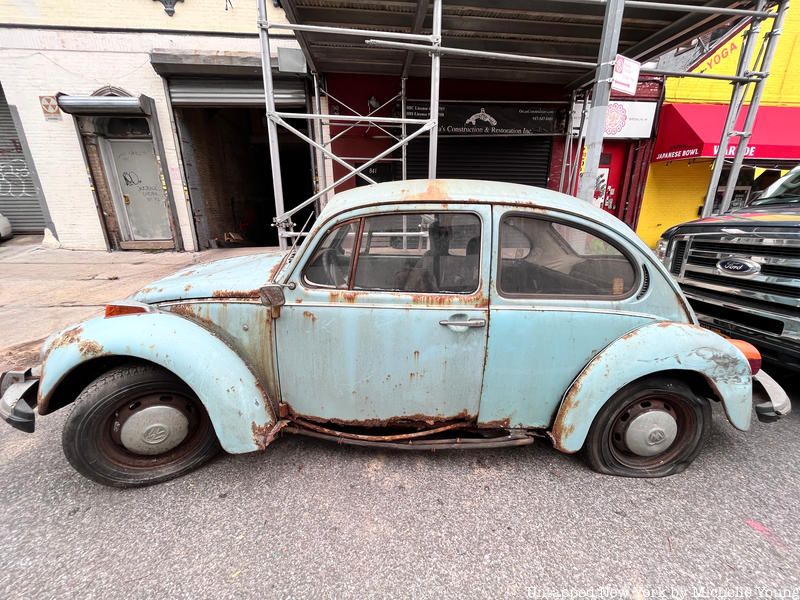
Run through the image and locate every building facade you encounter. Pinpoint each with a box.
[0,0,307,251]
[636,5,800,247]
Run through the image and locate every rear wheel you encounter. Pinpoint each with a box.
[583,377,710,478]
[62,364,220,487]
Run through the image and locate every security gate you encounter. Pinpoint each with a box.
[0,85,45,233]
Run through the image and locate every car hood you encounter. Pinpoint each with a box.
[131,250,287,304]
[663,205,800,237]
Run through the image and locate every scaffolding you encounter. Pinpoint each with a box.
[257,0,788,249]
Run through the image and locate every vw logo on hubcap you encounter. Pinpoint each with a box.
[142,424,170,445]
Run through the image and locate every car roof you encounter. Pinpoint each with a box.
[318,179,635,240]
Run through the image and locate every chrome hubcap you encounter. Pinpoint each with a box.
[119,405,189,455]
[624,410,678,457]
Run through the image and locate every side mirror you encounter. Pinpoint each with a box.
[259,285,286,307]
[259,285,286,319]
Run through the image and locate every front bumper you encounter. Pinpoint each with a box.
[752,370,791,423]
[0,369,39,433]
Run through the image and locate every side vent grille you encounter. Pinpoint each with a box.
[636,265,650,300]
[670,241,688,275]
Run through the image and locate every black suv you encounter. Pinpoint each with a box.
[657,168,800,371]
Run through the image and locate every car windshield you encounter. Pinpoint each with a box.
[749,166,800,206]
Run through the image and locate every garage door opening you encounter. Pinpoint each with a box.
[405,137,552,187]
[175,106,313,248]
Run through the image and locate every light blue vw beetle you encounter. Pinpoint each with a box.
[0,180,790,487]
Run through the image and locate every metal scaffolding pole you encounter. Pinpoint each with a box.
[257,0,287,248]
[401,78,408,180]
[702,0,769,217]
[719,0,789,213]
[576,0,625,203]
[312,73,329,207]
[428,0,442,178]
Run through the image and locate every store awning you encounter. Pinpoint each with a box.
[56,94,155,116]
[652,103,800,162]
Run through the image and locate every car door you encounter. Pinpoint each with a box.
[479,205,657,428]
[276,204,491,424]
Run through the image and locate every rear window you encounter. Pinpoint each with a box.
[498,214,637,297]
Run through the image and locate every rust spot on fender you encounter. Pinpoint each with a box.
[251,419,288,451]
[47,325,84,353]
[183,284,193,292]
[303,310,317,323]
[550,363,592,450]
[77,340,104,357]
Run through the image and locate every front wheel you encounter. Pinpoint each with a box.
[583,377,711,478]
[62,364,220,487]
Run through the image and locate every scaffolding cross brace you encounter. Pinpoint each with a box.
[257,0,786,248]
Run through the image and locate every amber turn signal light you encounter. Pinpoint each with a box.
[104,303,150,318]
[729,339,762,375]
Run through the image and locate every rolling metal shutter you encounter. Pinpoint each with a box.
[405,136,553,187]
[0,86,45,233]
[168,78,306,107]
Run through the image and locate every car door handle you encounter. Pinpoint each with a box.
[438,318,486,328]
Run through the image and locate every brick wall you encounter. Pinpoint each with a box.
[0,27,297,250]
[0,0,287,33]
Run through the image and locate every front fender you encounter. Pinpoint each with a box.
[550,322,752,453]
[39,312,275,454]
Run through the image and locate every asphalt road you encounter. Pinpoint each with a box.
[1,368,798,599]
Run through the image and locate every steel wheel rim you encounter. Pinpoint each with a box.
[100,390,211,469]
[608,394,696,469]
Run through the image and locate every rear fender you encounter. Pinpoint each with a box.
[550,322,752,453]
[39,312,276,454]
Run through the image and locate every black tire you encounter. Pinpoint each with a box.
[62,364,220,488]
[583,377,711,478]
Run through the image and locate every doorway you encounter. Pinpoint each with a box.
[174,106,314,248]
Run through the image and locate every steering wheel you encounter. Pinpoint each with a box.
[320,248,347,287]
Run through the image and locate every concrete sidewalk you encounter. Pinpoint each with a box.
[0,235,264,372]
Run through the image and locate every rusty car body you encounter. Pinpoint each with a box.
[0,179,790,486]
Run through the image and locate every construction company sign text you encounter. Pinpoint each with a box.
[655,144,756,161]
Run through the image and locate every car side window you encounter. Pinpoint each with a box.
[498,214,636,297]
[303,220,359,288]
[353,212,481,293]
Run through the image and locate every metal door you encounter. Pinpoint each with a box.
[103,139,171,241]
[276,204,492,424]
[0,85,45,232]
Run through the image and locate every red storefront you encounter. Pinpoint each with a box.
[325,73,662,229]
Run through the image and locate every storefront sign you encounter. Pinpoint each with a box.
[611,55,641,96]
[652,104,800,162]
[402,101,567,136]
[571,101,656,139]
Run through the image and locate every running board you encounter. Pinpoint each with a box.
[284,426,535,450]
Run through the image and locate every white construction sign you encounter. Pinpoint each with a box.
[611,54,641,96]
